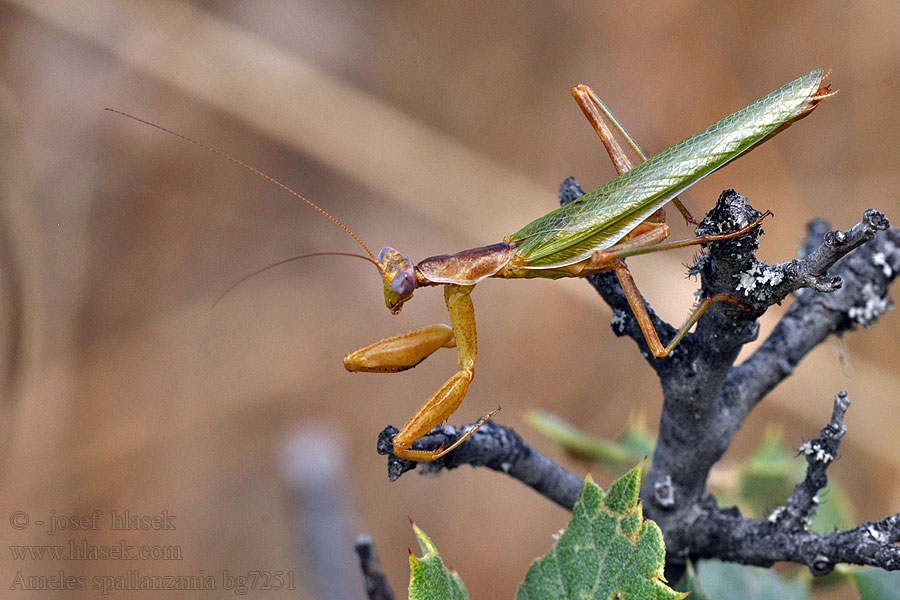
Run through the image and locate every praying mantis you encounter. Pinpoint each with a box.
[108,68,832,463]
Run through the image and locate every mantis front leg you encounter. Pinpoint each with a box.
[344,284,497,461]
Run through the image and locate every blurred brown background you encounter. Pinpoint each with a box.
[0,1,897,598]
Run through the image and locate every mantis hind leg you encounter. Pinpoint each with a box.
[571,84,696,225]
[571,84,635,176]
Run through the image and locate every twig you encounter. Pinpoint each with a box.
[691,504,900,575]
[377,422,582,510]
[651,392,900,575]
[375,396,900,573]
[355,535,396,600]
[729,217,899,416]
[774,391,850,531]
[280,429,361,600]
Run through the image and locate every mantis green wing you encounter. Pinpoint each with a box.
[509,69,827,268]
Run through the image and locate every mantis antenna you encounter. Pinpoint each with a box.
[103,108,380,266]
[212,251,378,306]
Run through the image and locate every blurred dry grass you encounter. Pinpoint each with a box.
[0,1,898,598]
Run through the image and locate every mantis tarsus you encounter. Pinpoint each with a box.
[107,68,832,462]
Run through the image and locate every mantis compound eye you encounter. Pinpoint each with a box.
[391,269,415,297]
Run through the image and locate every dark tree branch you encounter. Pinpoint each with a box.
[652,393,900,576]
[729,217,899,416]
[731,209,890,308]
[377,422,582,510]
[775,391,850,531]
[684,391,900,575]
[689,501,900,575]
[355,535,396,600]
[376,179,900,575]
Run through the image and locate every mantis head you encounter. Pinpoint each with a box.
[378,246,416,314]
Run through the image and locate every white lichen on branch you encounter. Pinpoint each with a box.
[734,263,785,300]
[798,439,834,464]
[872,252,893,277]
[848,282,893,327]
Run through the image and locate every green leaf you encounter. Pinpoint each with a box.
[847,567,900,600]
[808,481,853,533]
[525,410,653,472]
[737,428,802,517]
[516,463,685,600]
[408,522,468,600]
[692,559,809,600]
[673,561,711,600]
[617,417,656,459]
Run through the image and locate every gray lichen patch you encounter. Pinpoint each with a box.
[610,309,628,335]
[847,282,893,327]
[734,262,785,300]
[872,251,894,278]
[798,439,834,464]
